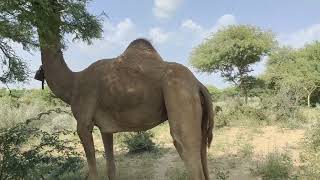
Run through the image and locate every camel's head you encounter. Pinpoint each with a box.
[34,65,45,82]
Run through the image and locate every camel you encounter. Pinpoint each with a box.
[37,39,215,180]
[33,4,214,180]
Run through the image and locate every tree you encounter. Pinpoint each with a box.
[264,43,320,107]
[247,77,266,101]
[300,42,320,107]
[222,86,240,98]
[190,25,276,104]
[0,0,103,85]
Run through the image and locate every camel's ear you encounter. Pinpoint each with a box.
[34,65,44,81]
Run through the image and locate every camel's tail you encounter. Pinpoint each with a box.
[199,82,214,180]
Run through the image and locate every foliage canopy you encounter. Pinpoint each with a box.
[190,24,276,103]
[263,42,320,107]
[0,0,103,84]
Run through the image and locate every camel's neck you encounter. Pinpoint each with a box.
[35,3,74,104]
[40,45,74,104]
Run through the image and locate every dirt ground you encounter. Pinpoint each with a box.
[151,125,304,180]
[88,124,305,180]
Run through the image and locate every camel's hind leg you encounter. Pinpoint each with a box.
[163,79,205,180]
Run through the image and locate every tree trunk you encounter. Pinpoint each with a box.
[240,84,248,105]
[238,70,248,105]
[306,87,317,108]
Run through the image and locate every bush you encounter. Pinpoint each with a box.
[252,151,293,180]
[299,149,320,179]
[0,87,66,109]
[215,99,267,128]
[214,167,230,180]
[297,120,320,179]
[0,90,75,131]
[206,85,222,101]
[0,109,83,180]
[260,85,307,123]
[167,168,187,180]
[306,121,320,150]
[238,143,254,158]
[0,100,48,129]
[20,88,66,107]
[0,88,68,130]
[300,107,320,124]
[122,131,157,153]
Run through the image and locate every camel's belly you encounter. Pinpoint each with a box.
[94,104,167,133]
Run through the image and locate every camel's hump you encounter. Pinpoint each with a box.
[125,38,156,52]
[119,38,164,64]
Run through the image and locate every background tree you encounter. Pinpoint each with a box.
[0,0,103,85]
[299,42,320,107]
[247,77,266,101]
[263,42,320,107]
[190,25,276,104]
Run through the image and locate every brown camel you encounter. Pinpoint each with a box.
[38,38,215,180]
[34,5,213,180]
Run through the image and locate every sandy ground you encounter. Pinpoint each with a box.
[78,124,305,179]
[151,125,305,180]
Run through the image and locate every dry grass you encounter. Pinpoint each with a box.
[0,96,308,179]
[70,123,305,180]
[2,91,317,179]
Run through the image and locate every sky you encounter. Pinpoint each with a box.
[10,0,320,89]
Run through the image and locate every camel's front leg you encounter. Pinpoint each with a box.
[101,133,116,180]
[77,123,98,180]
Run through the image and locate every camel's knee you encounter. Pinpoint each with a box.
[76,123,96,160]
[77,121,93,132]
[77,123,94,138]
